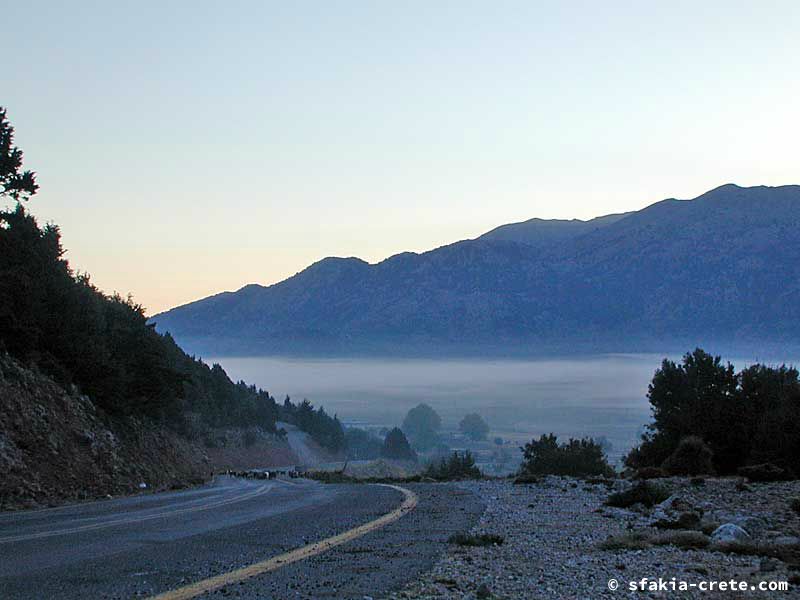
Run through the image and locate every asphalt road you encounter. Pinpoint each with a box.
[0,476,483,599]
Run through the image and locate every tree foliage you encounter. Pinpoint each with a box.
[345,428,383,460]
[0,108,38,202]
[280,397,345,453]
[520,433,614,477]
[381,427,417,461]
[0,109,354,455]
[627,348,800,475]
[402,403,442,451]
[459,413,489,441]
[423,450,482,480]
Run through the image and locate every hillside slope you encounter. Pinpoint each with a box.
[153,184,800,356]
[0,353,207,510]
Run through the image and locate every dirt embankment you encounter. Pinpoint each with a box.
[0,353,294,510]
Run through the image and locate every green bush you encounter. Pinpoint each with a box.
[628,349,800,476]
[519,433,615,478]
[606,481,670,508]
[661,436,714,476]
[423,451,482,481]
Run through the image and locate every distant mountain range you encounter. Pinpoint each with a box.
[152,184,800,357]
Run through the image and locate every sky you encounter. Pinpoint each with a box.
[4,1,799,314]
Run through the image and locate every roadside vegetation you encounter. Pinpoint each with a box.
[626,348,800,478]
[344,427,384,460]
[0,108,345,452]
[518,433,615,478]
[423,451,482,481]
[605,481,671,508]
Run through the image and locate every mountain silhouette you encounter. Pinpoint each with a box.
[153,184,800,356]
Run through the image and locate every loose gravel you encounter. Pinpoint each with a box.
[388,478,800,599]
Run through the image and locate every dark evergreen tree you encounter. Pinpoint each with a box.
[0,107,38,201]
[382,427,417,461]
[627,349,800,475]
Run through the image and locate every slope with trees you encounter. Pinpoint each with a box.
[0,107,346,505]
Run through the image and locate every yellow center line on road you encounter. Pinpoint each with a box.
[0,485,272,544]
[149,484,419,600]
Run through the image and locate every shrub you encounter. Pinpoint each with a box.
[423,451,482,481]
[306,470,358,484]
[634,466,667,480]
[713,540,800,567]
[661,436,714,476]
[737,463,792,482]
[448,533,504,547]
[653,511,702,531]
[791,497,800,514]
[631,349,800,476]
[519,433,615,478]
[513,473,540,485]
[600,530,710,551]
[652,531,710,549]
[606,481,670,509]
[599,531,652,551]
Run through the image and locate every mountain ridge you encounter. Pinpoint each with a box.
[152,184,800,357]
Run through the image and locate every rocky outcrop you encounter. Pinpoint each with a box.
[0,353,304,510]
[0,353,209,510]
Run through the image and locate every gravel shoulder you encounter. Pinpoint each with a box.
[389,478,800,599]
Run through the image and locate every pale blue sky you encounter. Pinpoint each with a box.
[4,1,799,312]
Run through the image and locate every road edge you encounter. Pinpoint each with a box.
[149,483,418,600]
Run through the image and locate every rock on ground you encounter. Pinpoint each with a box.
[388,477,800,599]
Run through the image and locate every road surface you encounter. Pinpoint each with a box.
[0,476,482,599]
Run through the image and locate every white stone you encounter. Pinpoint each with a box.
[711,523,750,543]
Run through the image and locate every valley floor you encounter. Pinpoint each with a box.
[389,478,800,599]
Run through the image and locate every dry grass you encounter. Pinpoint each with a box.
[652,530,710,549]
[600,530,710,551]
[598,530,652,551]
[713,540,800,566]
